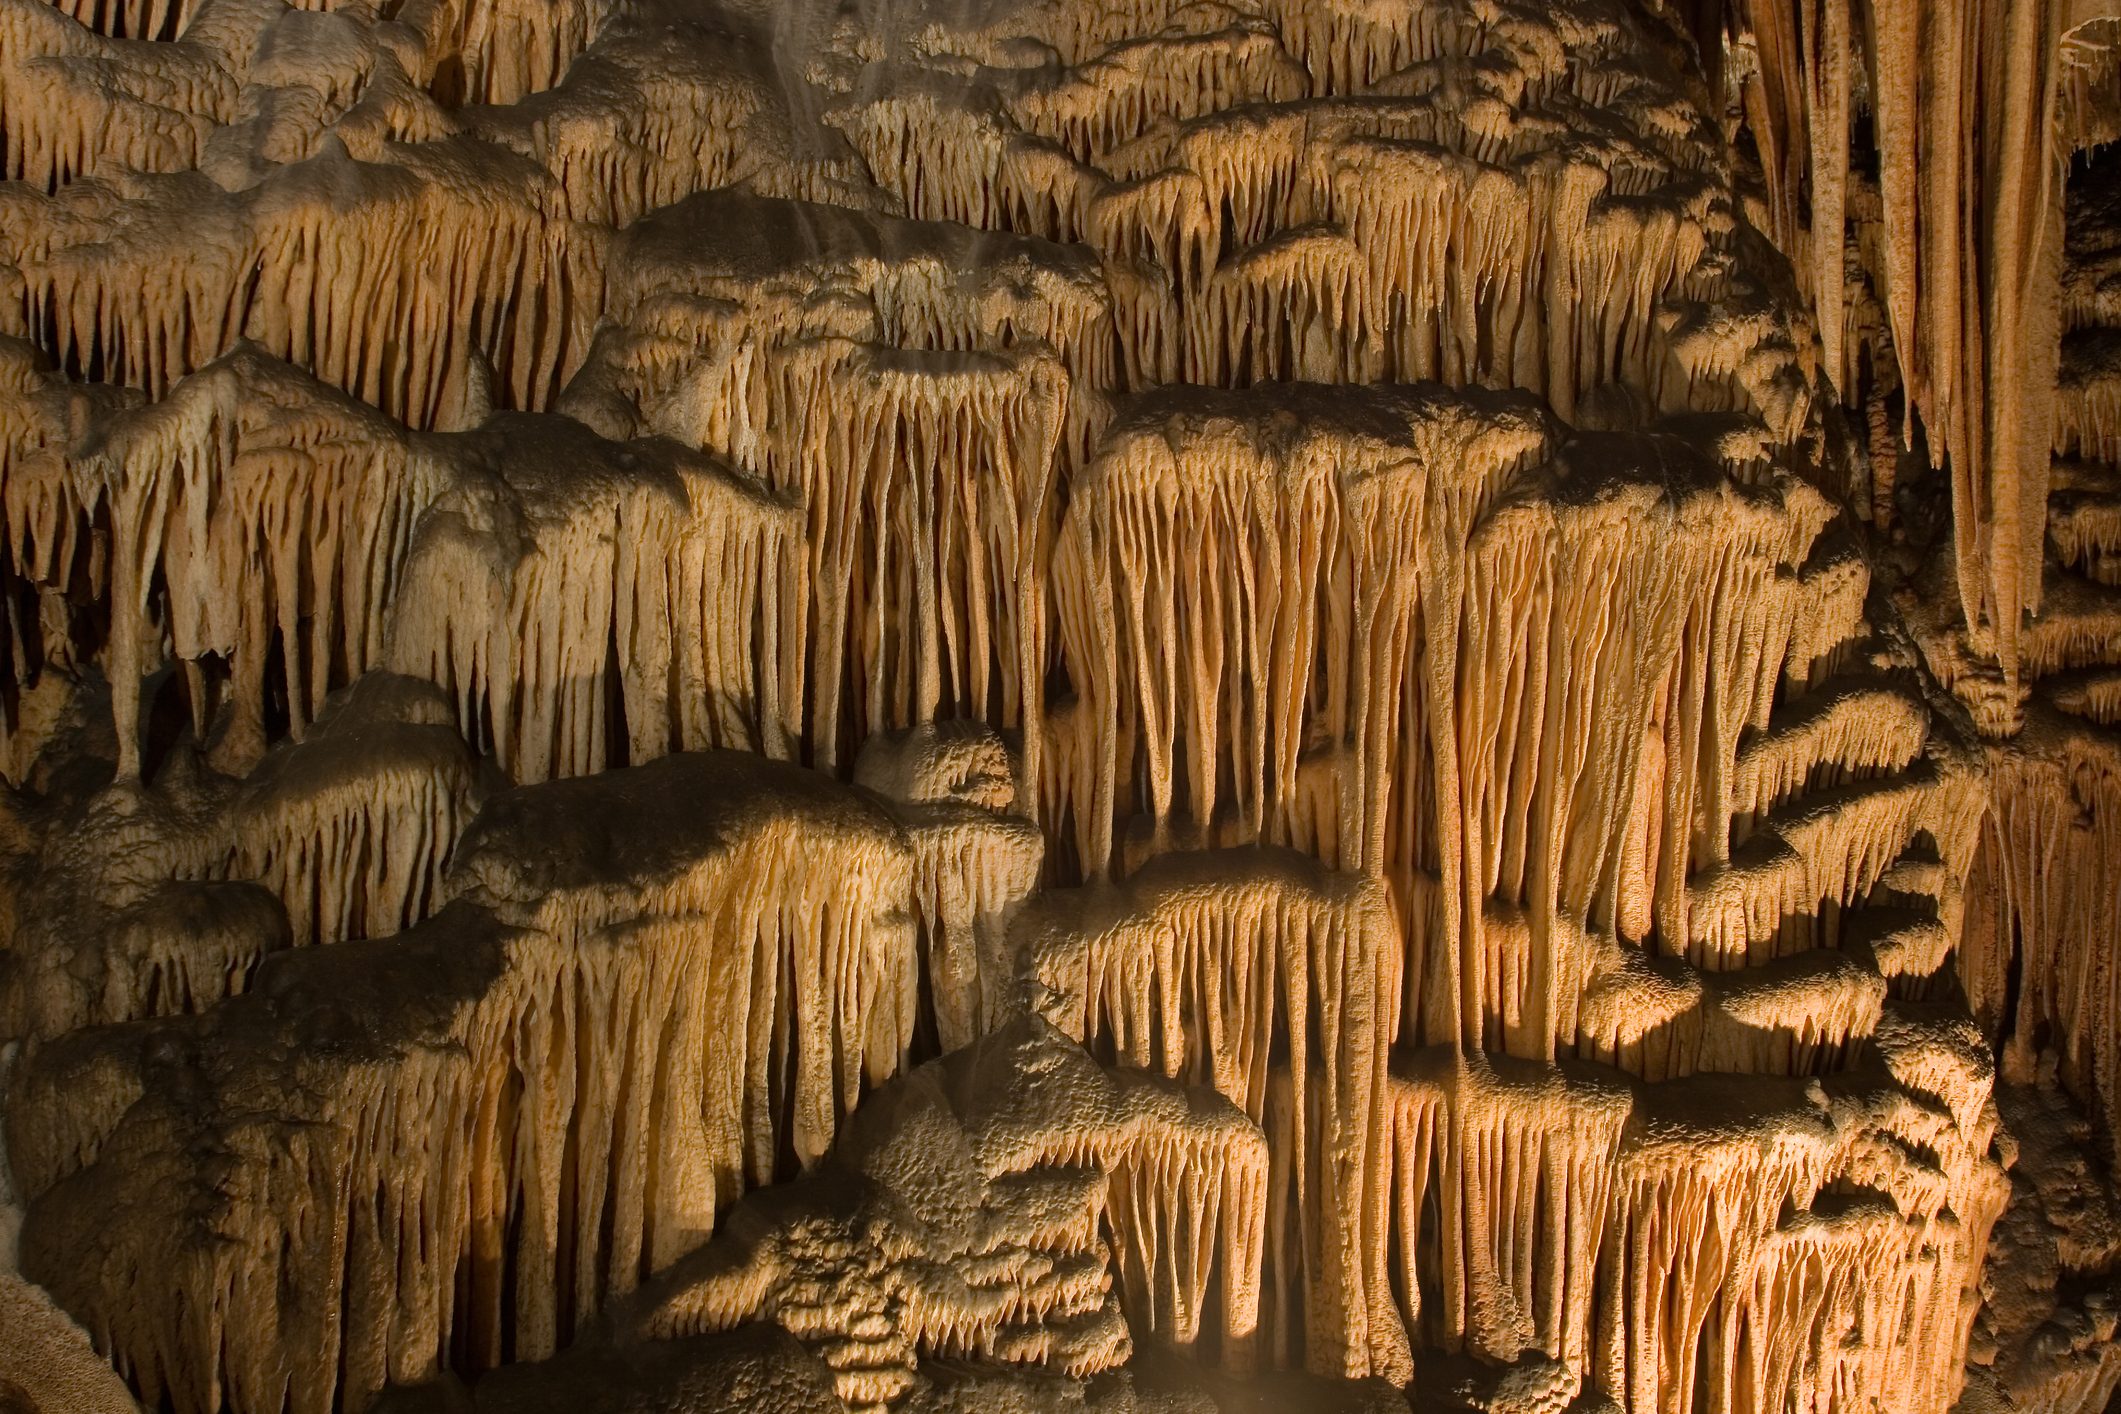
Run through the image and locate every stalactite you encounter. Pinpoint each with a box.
[1049,386,1938,1070]
[386,415,805,784]
[6,752,948,1414]
[204,673,478,946]
[0,142,605,425]
[1595,1079,1838,1414]
[2056,328,2121,464]
[14,905,573,1414]
[625,1015,1263,1400]
[0,0,233,191]
[1734,0,2074,682]
[854,723,1044,1054]
[0,0,2063,1410]
[468,15,855,229]
[1004,22,1308,165]
[1048,382,1546,881]
[0,675,475,1043]
[0,335,130,707]
[567,193,1105,771]
[64,348,439,777]
[1384,1049,1631,1375]
[1020,848,1403,1377]
[447,752,922,1213]
[1962,710,2121,1166]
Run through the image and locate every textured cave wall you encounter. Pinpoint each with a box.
[0,0,2114,1413]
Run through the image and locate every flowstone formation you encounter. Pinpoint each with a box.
[0,0,2116,1411]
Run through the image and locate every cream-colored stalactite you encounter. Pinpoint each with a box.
[581,202,1099,772]
[1727,680,1931,824]
[734,344,1062,777]
[386,426,805,784]
[1741,0,1854,394]
[11,908,576,1414]
[854,722,1045,1051]
[629,1015,1263,1396]
[1006,24,1308,165]
[1742,0,2069,680]
[0,146,605,426]
[1963,720,2121,1164]
[447,756,923,1221]
[1049,384,1544,881]
[1594,1095,1836,1414]
[0,0,232,190]
[894,808,1044,1052]
[1452,460,1828,1050]
[1258,0,1489,95]
[1385,1051,1630,1375]
[202,679,479,946]
[1024,851,1404,1378]
[68,351,442,777]
[1723,1202,1976,1414]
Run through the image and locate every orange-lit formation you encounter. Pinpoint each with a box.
[0,1,2118,1412]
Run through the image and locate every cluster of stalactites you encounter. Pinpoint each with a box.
[1046,382,1547,884]
[0,674,476,1045]
[199,673,480,947]
[0,0,233,190]
[1732,0,2090,684]
[625,1017,1266,1402]
[473,25,856,230]
[855,723,1046,1054]
[0,335,130,714]
[836,0,1829,460]
[7,752,969,1414]
[1381,1047,2002,1414]
[1962,716,2121,1167]
[564,198,1117,771]
[0,142,605,426]
[687,339,1065,776]
[1022,849,1405,1378]
[1448,453,1840,1024]
[1047,386,1947,1073]
[385,425,807,784]
[51,350,438,778]
[1384,1050,1631,1375]
[10,907,575,1414]
[445,756,927,1190]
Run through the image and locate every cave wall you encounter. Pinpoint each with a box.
[0,0,2116,1411]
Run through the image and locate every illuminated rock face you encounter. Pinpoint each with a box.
[0,0,2114,1413]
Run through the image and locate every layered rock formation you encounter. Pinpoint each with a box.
[0,0,2114,1412]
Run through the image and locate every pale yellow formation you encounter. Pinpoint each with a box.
[565,194,1102,770]
[8,348,437,776]
[0,144,600,425]
[855,723,1045,1052]
[1964,710,2121,1161]
[209,673,476,945]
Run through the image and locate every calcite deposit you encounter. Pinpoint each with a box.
[0,0,2116,1412]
